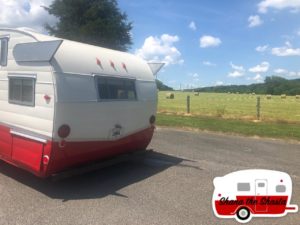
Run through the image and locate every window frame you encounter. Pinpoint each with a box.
[8,75,36,107]
[0,35,9,67]
[94,75,137,102]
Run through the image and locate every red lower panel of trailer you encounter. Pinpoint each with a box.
[0,124,154,177]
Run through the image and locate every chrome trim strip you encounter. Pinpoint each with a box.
[0,121,51,140]
[10,130,48,143]
[8,73,37,79]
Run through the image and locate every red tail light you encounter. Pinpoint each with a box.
[43,155,49,165]
[58,124,71,138]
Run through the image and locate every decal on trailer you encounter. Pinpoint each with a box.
[212,169,298,223]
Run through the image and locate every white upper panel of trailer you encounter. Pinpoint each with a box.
[53,39,154,81]
[0,28,155,81]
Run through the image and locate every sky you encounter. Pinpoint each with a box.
[0,0,300,89]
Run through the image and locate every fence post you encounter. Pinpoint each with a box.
[256,96,261,120]
[187,95,190,114]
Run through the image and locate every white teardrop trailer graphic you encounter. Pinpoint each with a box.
[212,169,298,223]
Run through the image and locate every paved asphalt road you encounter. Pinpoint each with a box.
[0,127,299,225]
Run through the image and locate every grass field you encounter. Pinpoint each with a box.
[156,114,300,141]
[158,91,300,123]
[156,91,300,140]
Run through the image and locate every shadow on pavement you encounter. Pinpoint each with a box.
[0,150,196,201]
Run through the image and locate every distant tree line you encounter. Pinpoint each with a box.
[193,76,300,95]
[156,79,174,91]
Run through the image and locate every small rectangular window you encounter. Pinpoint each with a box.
[237,183,250,192]
[0,37,9,66]
[258,183,265,188]
[276,185,286,193]
[96,76,136,101]
[9,77,35,106]
[136,81,157,101]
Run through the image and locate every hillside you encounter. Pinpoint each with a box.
[194,76,300,95]
[156,79,174,91]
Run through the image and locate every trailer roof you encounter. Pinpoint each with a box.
[0,27,60,41]
[1,27,155,81]
[53,39,154,80]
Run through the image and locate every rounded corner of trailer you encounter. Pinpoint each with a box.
[213,176,221,186]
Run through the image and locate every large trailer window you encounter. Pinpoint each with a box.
[56,73,97,102]
[96,77,136,100]
[0,37,9,66]
[9,77,35,106]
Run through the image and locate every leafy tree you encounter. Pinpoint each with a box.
[44,0,132,51]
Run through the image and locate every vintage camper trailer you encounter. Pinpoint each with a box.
[212,169,298,223]
[0,28,162,178]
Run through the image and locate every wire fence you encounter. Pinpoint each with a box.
[158,92,300,123]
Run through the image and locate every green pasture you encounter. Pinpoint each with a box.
[158,91,300,123]
[156,114,300,141]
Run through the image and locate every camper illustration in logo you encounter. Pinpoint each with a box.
[212,169,298,223]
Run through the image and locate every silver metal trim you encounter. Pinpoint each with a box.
[53,71,154,82]
[10,130,48,143]
[36,81,53,85]
[0,34,10,39]
[8,73,37,79]
[0,121,52,140]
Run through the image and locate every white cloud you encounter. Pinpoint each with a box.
[230,62,245,71]
[247,74,264,82]
[249,61,270,73]
[215,81,224,86]
[256,45,269,52]
[0,0,57,32]
[274,68,300,77]
[135,34,184,66]
[288,71,300,77]
[297,30,300,36]
[228,71,244,78]
[202,61,216,66]
[258,0,300,13]
[200,35,222,48]
[271,41,300,56]
[253,74,263,82]
[228,62,245,78]
[192,73,199,78]
[189,21,197,31]
[161,34,179,43]
[248,15,263,27]
[274,68,288,74]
